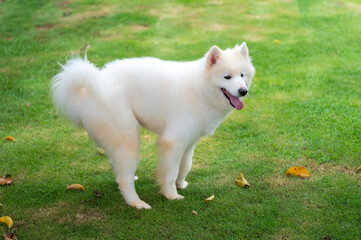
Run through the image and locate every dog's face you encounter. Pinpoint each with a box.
[205,43,255,110]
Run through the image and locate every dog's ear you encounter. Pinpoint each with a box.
[206,46,222,67]
[238,42,249,58]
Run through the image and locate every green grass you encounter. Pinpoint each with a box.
[1,0,361,239]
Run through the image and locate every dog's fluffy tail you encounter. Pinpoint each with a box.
[51,57,107,126]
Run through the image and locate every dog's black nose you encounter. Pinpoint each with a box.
[238,88,248,96]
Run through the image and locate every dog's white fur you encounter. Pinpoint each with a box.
[51,43,255,209]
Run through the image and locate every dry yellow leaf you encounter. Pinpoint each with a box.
[356,166,361,173]
[204,194,214,203]
[97,147,106,156]
[4,136,15,142]
[0,216,13,228]
[0,178,6,186]
[0,175,13,186]
[191,210,198,215]
[235,172,250,188]
[286,166,310,178]
[66,184,85,191]
[274,40,281,44]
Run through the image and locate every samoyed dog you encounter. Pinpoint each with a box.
[51,43,255,209]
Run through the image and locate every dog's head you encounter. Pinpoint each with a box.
[205,43,255,110]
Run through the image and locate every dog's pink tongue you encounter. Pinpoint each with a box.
[230,95,244,110]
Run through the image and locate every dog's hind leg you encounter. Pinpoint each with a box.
[84,112,151,209]
[109,133,151,209]
[156,135,188,200]
[176,144,195,189]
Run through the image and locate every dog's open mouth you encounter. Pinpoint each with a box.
[221,88,244,110]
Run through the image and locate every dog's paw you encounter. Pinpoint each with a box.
[164,193,184,200]
[129,200,152,210]
[176,181,189,189]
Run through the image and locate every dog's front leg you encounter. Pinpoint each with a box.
[156,136,188,200]
[176,144,195,189]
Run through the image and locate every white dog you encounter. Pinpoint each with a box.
[51,43,255,209]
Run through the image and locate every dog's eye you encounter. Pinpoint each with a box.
[224,75,232,80]
[240,73,244,77]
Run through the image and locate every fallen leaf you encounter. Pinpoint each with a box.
[0,216,13,228]
[2,233,18,240]
[97,147,106,156]
[63,11,72,17]
[36,24,55,30]
[4,175,13,184]
[274,40,281,44]
[66,184,85,191]
[286,166,310,178]
[204,194,214,203]
[356,166,361,173]
[76,44,91,53]
[94,190,103,198]
[235,172,250,188]
[191,210,198,215]
[0,175,13,186]
[4,136,15,142]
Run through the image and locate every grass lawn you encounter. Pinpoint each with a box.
[1,0,361,239]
